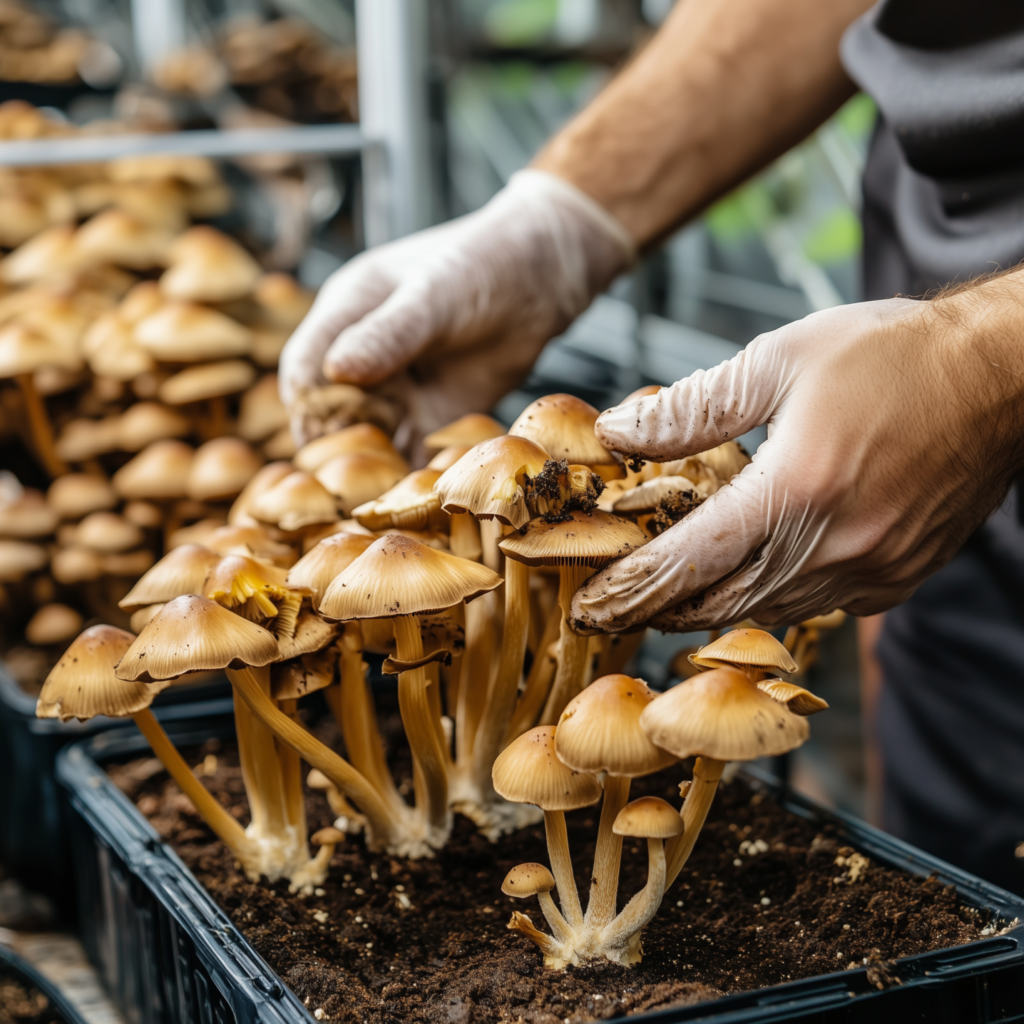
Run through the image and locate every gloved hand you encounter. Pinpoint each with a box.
[279,170,635,452]
[572,296,1024,631]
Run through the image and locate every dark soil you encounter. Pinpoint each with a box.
[0,974,62,1024]
[108,711,995,1024]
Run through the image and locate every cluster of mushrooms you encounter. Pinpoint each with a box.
[34,389,839,969]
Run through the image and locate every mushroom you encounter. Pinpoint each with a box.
[293,423,405,474]
[25,603,83,645]
[228,461,293,527]
[286,533,374,610]
[114,402,190,452]
[135,303,253,362]
[689,627,798,678]
[0,486,58,538]
[423,413,505,451]
[158,360,256,438]
[55,416,121,464]
[254,273,314,331]
[352,469,446,531]
[238,374,289,443]
[509,394,622,479]
[47,474,117,520]
[82,313,157,382]
[74,512,144,553]
[202,553,305,639]
[314,452,407,516]
[308,825,345,876]
[112,440,194,501]
[502,863,574,960]
[117,543,220,612]
[159,226,262,303]
[756,678,829,715]
[0,540,47,582]
[73,209,173,269]
[187,438,263,503]
[248,471,339,533]
[426,445,472,472]
[206,524,295,567]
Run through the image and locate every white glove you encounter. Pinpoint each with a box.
[279,170,635,451]
[571,297,1021,632]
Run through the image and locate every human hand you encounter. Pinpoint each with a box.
[279,170,634,453]
[571,292,1024,632]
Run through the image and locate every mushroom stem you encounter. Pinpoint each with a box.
[507,595,561,740]
[17,373,66,477]
[131,707,258,875]
[537,890,575,945]
[665,756,725,889]
[456,589,496,767]
[233,689,269,833]
[598,837,666,962]
[449,512,482,561]
[585,774,631,928]
[507,911,563,960]
[543,809,584,930]
[393,614,451,843]
[540,565,593,724]
[425,661,450,767]
[276,698,308,838]
[227,665,402,850]
[471,555,529,790]
[204,395,228,440]
[233,666,289,838]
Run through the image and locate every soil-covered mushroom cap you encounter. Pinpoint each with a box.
[286,533,375,608]
[37,624,172,721]
[510,394,617,468]
[499,510,645,568]
[352,469,445,531]
[757,679,829,716]
[294,424,404,473]
[433,435,550,530]
[555,674,676,778]
[113,440,194,500]
[423,413,505,451]
[690,628,798,674]
[118,543,220,611]
[492,725,602,811]
[135,303,253,362]
[115,403,190,452]
[159,360,256,405]
[640,667,809,761]
[26,603,83,645]
[319,534,502,620]
[248,471,339,532]
[47,474,117,520]
[314,452,407,516]
[115,594,279,682]
[612,796,684,839]
[502,863,555,898]
[187,438,263,502]
[612,476,699,514]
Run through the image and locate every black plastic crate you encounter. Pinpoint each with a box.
[59,721,1024,1024]
[0,941,90,1024]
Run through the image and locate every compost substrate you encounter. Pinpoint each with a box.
[109,712,993,1024]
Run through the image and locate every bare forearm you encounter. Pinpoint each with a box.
[534,0,874,247]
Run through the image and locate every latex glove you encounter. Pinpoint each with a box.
[279,169,634,452]
[572,297,1024,632]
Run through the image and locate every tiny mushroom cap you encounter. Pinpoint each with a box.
[249,471,340,532]
[433,434,551,530]
[113,440,194,500]
[510,394,617,468]
[502,863,556,898]
[0,488,58,537]
[237,374,288,442]
[427,444,472,472]
[351,469,445,531]
[228,461,293,527]
[47,474,117,520]
[294,424,404,473]
[160,226,263,303]
[612,797,685,839]
[37,624,173,722]
[311,826,346,847]
[118,543,221,611]
[187,438,264,502]
[320,534,502,621]
[286,533,375,609]
[640,667,810,762]
[115,402,190,452]
[115,594,279,683]
[757,679,830,716]
[26,604,84,645]
[159,361,256,406]
[690,628,798,675]
[555,674,677,777]
[314,452,407,515]
[499,510,646,568]
[492,725,602,811]
[0,540,47,581]
[135,303,253,362]
[423,413,505,451]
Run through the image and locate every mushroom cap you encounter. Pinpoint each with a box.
[426,445,472,472]
[102,550,156,578]
[52,545,103,584]
[351,469,444,531]
[201,553,295,614]
[612,796,684,839]
[311,826,346,847]
[254,272,314,331]
[433,434,550,529]
[509,394,616,467]
[696,442,751,482]
[499,510,646,568]
[75,511,144,553]
[228,461,293,527]
[1,225,82,286]
[135,303,253,362]
[115,402,191,452]
[129,603,165,634]
[237,374,288,442]
[26,603,83,646]
[423,413,505,451]
[113,440,194,500]
[0,488,58,538]
[0,540,47,581]
[160,226,262,303]
[115,594,279,682]
[159,360,256,404]
[640,667,809,761]
[492,725,603,811]
[123,501,165,529]
[555,674,677,778]
[274,609,338,661]
[0,323,81,377]
[187,437,263,502]
[38,624,173,721]
[118,543,220,611]
[314,452,407,516]
[47,474,117,520]
[286,533,375,608]
[206,524,295,566]
[86,322,157,382]
[612,476,699,514]
[263,425,297,460]
[502,863,555,898]
[118,281,165,325]
[294,424,403,473]
[690,628,798,674]
[619,385,662,403]
[56,416,121,462]
[757,679,830,716]
[249,471,339,532]
[74,209,173,269]
[319,533,502,620]
[272,646,337,700]
[800,610,846,631]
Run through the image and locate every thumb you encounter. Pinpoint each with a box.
[595,333,791,462]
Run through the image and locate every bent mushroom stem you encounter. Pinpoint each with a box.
[507,597,561,740]
[17,373,66,477]
[131,707,259,876]
[598,837,667,962]
[507,911,564,961]
[541,565,593,724]
[586,774,631,928]
[543,809,584,930]
[665,756,726,888]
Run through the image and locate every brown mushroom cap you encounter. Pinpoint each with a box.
[158,360,256,405]
[118,281,165,324]
[248,471,339,532]
[499,510,646,568]
[696,442,751,483]
[286,533,375,608]
[205,524,295,566]
[319,533,502,621]
[26,603,84,646]
[433,434,550,529]
[51,545,103,584]
[118,543,220,611]
[254,273,314,331]
[274,609,338,661]
[115,594,279,682]
[492,725,602,811]
[293,424,404,473]
[75,511,144,553]
[0,488,58,538]
[612,796,684,839]
[47,474,117,520]
[129,603,165,634]
[113,440,194,500]
[102,550,156,578]
[37,624,173,721]
[123,501,165,529]
[314,452,407,516]
[0,323,81,377]
[757,679,830,716]
[0,540,47,582]
[56,416,121,462]
[619,385,662,403]
[160,226,262,303]
[84,315,156,381]
[74,209,173,269]
[509,394,617,467]
[272,646,337,701]
[640,667,809,761]
[502,863,556,898]
[237,374,288,442]
[690,628,798,674]
[555,674,677,778]
[135,303,253,362]
[187,438,264,502]
[115,402,191,452]
[351,469,445,531]
[228,461,293,527]
[426,444,472,472]
[201,552,297,618]
[311,826,346,847]
[1,225,83,286]
[423,413,505,451]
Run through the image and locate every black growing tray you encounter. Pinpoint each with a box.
[58,720,1024,1024]
[0,941,90,1024]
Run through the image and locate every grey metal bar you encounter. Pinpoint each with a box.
[0,125,367,167]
